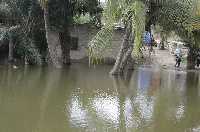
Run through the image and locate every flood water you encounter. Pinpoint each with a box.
[0,59,200,132]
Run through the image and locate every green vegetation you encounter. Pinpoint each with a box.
[0,0,200,71]
[0,0,44,65]
[88,0,200,74]
[0,0,101,67]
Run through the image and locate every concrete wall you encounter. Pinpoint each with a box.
[70,24,125,60]
[49,24,125,60]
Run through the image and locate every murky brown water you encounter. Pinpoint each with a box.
[0,59,200,132]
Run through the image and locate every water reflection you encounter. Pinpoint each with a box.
[92,94,119,123]
[0,60,200,131]
[69,97,89,127]
[138,67,150,91]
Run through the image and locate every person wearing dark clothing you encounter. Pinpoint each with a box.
[175,55,182,67]
[174,48,182,67]
[197,53,200,67]
[195,49,200,67]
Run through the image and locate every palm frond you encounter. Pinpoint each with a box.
[0,25,42,65]
[132,0,146,57]
[0,25,21,45]
[87,0,117,64]
[19,33,42,65]
[88,0,147,63]
[87,24,114,65]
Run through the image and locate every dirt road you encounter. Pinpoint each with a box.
[150,46,186,67]
[143,46,200,72]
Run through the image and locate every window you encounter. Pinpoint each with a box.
[70,37,78,50]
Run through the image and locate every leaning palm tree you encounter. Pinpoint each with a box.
[88,0,146,75]
[88,0,200,75]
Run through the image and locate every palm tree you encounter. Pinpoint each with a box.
[88,0,146,75]
[0,1,43,65]
[38,0,63,68]
[38,0,101,67]
[88,0,200,75]
[110,18,133,75]
[0,2,15,62]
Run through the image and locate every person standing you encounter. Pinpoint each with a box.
[196,50,200,67]
[150,35,155,52]
[151,35,155,46]
[174,47,182,67]
[174,55,182,67]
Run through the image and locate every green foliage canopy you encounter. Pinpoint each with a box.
[88,0,200,65]
[0,0,44,65]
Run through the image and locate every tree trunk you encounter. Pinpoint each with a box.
[8,37,14,62]
[160,31,165,50]
[59,30,71,65]
[110,19,132,75]
[43,2,63,68]
[118,47,133,73]
[128,57,135,70]
[187,48,196,69]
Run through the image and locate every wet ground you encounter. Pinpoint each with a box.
[140,46,200,73]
